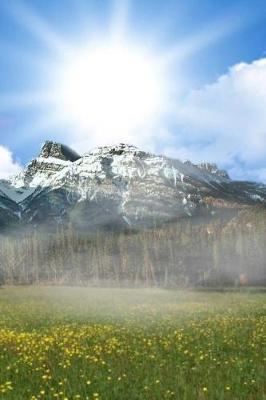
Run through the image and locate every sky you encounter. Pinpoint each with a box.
[1,0,266,182]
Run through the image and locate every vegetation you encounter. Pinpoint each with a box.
[0,208,266,286]
[0,287,265,399]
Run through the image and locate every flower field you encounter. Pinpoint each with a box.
[0,287,265,399]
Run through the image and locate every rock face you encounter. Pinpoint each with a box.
[20,141,81,186]
[39,141,81,162]
[0,141,266,231]
[196,163,230,179]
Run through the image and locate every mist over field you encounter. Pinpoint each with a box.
[0,286,265,399]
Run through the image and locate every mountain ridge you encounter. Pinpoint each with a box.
[0,141,265,231]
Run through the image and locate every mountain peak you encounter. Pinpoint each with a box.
[1,139,265,232]
[87,143,140,157]
[39,141,81,162]
[196,162,230,179]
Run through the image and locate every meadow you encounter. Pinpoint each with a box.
[0,287,265,400]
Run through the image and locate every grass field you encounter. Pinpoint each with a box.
[0,287,265,400]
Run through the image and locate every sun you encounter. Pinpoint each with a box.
[54,43,164,137]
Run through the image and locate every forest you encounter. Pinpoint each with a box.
[0,207,265,287]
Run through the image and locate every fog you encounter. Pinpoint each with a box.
[0,206,265,288]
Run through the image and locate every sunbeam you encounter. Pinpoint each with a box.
[162,11,252,66]
[1,0,69,54]
[0,41,50,71]
[110,0,131,40]
[0,91,55,112]
[0,0,260,159]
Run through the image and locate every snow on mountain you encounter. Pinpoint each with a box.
[0,141,265,231]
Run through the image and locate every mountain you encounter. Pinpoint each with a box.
[0,186,20,228]
[0,141,266,232]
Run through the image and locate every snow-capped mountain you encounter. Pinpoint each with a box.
[0,141,266,231]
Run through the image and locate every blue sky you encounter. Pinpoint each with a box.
[1,0,266,182]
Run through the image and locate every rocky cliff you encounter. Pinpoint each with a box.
[0,141,265,231]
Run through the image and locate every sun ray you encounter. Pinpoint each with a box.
[1,0,70,55]
[0,40,55,73]
[109,0,131,41]
[0,91,55,112]
[2,0,261,160]
[162,8,259,67]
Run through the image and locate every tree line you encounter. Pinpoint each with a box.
[0,207,265,287]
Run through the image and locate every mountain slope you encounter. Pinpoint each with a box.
[1,141,266,231]
[0,184,20,228]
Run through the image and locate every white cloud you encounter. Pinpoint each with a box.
[171,58,266,182]
[0,146,21,179]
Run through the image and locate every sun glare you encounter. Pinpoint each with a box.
[55,43,163,136]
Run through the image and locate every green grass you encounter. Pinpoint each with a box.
[0,287,265,400]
